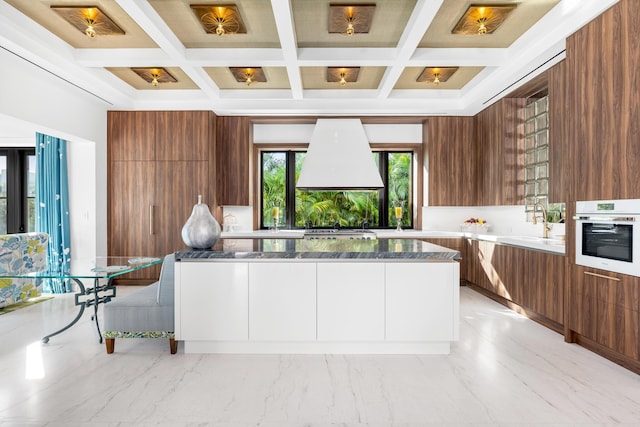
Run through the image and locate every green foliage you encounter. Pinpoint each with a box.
[261,151,412,228]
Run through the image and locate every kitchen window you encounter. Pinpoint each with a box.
[260,150,413,229]
[523,94,549,212]
[0,148,36,234]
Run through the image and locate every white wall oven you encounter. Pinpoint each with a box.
[575,199,640,277]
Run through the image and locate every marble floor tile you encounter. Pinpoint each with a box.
[1,286,639,427]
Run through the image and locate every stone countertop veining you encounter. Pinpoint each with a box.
[176,238,461,261]
[220,229,565,255]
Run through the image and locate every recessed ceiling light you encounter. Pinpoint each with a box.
[131,68,177,87]
[328,3,376,36]
[326,67,360,87]
[51,5,125,38]
[229,67,267,86]
[452,4,516,35]
[190,4,246,35]
[417,67,459,85]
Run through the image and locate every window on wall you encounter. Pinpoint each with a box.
[260,150,413,229]
[524,95,549,211]
[523,94,564,222]
[0,148,36,234]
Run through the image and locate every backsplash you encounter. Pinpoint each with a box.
[422,205,566,239]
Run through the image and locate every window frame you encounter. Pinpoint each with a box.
[0,148,35,234]
[256,145,420,230]
[523,93,550,213]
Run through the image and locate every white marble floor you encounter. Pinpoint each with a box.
[1,286,640,427]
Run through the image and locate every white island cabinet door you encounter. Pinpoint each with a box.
[385,262,458,341]
[176,262,249,341]
[248,262,317,341]
[317,262,385,341]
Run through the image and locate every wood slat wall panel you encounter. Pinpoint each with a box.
[426,117,476,206]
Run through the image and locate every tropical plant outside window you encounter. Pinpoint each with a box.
[261,151,412,229]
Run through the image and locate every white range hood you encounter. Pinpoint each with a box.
[296,118,383,190]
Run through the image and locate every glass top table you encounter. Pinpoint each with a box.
[2,256,163,343]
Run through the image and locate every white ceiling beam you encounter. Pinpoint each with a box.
[115,0,221,99]
[74,49,171,67]
[297,48,397,66]
[376,0,444,99]
[186,49,285,66]
[0,1,134,106]
[270,0,303,99]
[409,48,508,67]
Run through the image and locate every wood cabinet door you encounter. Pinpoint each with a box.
[570,267,639,359]
[156,111,211,161]
[427,117,476,206]
[108,111,156,161]
[108,162,155,256]
[523,251,565,324]
[108,161,158,280]
[153,160,210,256]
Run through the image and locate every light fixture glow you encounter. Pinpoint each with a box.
[51,6,125,38]
[339,72,347,87]
[192,5,246,36]
[151,74,160,87]
[433,73,441,85]
[244,69,254,86]
[452,4,516,36]
[84,20,96,38]
[345,15,355,36]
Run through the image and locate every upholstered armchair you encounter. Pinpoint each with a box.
[0,233,49,308]
[103,254,176,354]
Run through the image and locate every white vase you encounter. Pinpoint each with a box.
[181,195,221,249]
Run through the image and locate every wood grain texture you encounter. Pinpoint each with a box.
[475,98,525,206]
[155,111,211,161]
[108,111,156,161]
[565,0,640,202]
[108,161,158,280]
[426,117,476,206]
[547,61,567,203]
[216,115,251,206]
[108,111,213,283]
[556,0,640,368]
[523,250,565,324]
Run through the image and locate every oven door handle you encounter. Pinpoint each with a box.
[573,215,636,222]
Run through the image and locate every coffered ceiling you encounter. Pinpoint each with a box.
[0,0,619,116]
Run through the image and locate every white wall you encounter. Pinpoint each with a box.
[0,47,108,256]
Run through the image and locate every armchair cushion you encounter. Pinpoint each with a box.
[0,233,49,308]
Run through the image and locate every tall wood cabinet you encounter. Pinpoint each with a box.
[475,98,525,206]
[426,117,476,206]
[108,111,215,283]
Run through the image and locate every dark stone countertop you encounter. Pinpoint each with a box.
[175,238,461,261]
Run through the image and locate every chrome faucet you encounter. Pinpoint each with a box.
[532,202,552,238]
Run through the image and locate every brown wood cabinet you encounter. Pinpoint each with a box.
[423,238,466,282]
[216,116,251,206]
[426,117,476,206]
[464,240,564,332]
[568,266,640,360]
[475,99,525,206]
[108,111,215,283]
[522,250,565,326]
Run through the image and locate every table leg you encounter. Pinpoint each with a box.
[42,278,86,343]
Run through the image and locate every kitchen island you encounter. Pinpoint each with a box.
[174,238,460,354]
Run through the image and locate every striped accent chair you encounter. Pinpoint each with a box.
[103,254,176,354]
[0,233,49,308]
